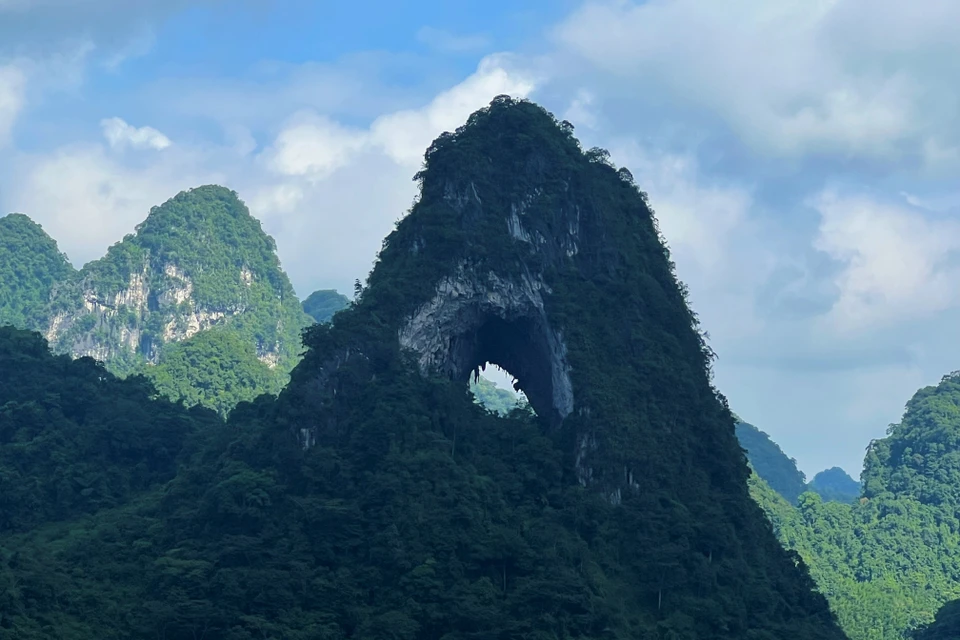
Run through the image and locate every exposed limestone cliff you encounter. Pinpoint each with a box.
[398,262,573,426]
[284,96,847,638]
[42,185,310,378]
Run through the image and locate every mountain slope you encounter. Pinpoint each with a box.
[736,420,808,503]
[748,371,960,639]
[0,326,220,534]
[0,214,75,331]
[44,185,311,383]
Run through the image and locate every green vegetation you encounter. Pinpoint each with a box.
[0,326,220,534]
[736,420,808,503]
[144,329,280,417]
[0,214,75,330]
[469,373,529,415]
[808,467,860,504]
[302,288,350,324]
[0,98,845,639]
[747,371,960,639]
[36,186,311,414]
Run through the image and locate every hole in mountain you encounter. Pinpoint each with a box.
[456,315,560,424]
[470,362,530,416]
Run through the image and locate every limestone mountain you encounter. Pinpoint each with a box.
[276,95,846,638]
[746,371,960,639]
[43,185,311,384]
[0,213,75,332]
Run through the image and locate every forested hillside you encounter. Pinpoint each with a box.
[808,468,859,504]
[0,214,75,331]
[749,371,960,639]
[735,420,808,503]
[302,288,350,324]
[1,187,318,416]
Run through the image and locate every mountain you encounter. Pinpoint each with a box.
[145,329,279,417]
[0,96,846,639]
[808,467,860,503]
[43,186,310,379]
[276,95,844,638]
[748,371,960,640]
[735,420,808,503]
[302,288,350,324]
[0,213,75,331]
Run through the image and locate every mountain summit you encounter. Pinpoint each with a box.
[277,95,846,637]
[43,185,309,375]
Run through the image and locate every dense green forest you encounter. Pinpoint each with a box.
[747,371,960,639]
[0,97,846,639]
[0,214,75,331]
[142,329,280,417]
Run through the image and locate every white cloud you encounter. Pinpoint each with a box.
[258,53,537,182]
[3,54,537,298]
[552,0,960,165]
[370,54,537,165]
[7,142,223,266]
[562,89,597,129]
[812,191,960,332]
[100,117,172,150]
[262,112,367,179]
[0,63,25,144]
[0,0,223,63]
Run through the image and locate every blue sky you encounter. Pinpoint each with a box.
[2,0,960,479]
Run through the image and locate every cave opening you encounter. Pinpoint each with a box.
[471,362,531,416]
[455,314,562,426]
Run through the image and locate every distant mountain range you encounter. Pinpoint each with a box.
[734,418,860,504]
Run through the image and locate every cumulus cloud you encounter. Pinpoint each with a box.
[0,63,25,144]
[370,54,537,165]
[552,0,960,166]
[7,142,224,266]
[100,117,172,150]
[812,191,960,332]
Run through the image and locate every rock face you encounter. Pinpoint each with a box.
[39,185,310,376]
[289,96,847,638]
[398,264,573,426]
